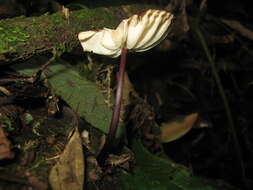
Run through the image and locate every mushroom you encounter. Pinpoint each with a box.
[79,9,174,57]
[78,9,174,164]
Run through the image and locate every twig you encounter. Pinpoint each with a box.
[194,25,246,181]
[0,86,12,96]
[221,19,253,41]
[0,56,55,85]
[30,56,55,83]
[0,173,33,187]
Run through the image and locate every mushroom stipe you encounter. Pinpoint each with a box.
[97,48,127,164]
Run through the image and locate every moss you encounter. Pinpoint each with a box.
[71,7,119,31]
[0,22,31,53]
[0,2,157,62]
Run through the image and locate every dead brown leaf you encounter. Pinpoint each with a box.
[159,113,198,143]
[49,128,84,190]
[0,126,14,160]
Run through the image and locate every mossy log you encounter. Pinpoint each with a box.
[0,2,156,63]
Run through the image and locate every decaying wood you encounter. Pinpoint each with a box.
[0,3,156,63]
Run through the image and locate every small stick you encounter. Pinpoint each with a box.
[97,48,127,165]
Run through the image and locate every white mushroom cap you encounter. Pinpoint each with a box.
[78,9,174,58]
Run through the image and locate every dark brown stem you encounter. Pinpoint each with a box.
[97,48,127,165]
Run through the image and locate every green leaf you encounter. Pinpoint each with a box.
[122,139,236,190]
[14,58,112,133]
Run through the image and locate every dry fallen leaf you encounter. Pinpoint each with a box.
[49,128,84,190]
[0,126,14,160]
[159,113,198,143]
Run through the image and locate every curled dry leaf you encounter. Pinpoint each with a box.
[159,113,199,143]
[78,9,174,57]
[49,129,84,190]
